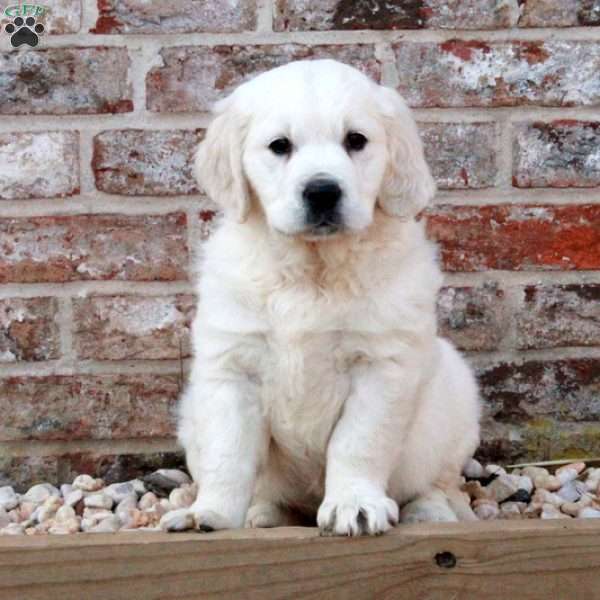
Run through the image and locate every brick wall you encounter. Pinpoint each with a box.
[1,0,600,489]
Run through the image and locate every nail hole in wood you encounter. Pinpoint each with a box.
[435,551,457,569]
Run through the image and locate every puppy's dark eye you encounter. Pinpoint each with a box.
[269,137,292,156]
[345,132,368,152]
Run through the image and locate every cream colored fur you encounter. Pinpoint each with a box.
[176,60,480,536]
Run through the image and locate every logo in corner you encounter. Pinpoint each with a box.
[2,4,48,47]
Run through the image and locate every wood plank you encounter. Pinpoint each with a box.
[1,520,600,600]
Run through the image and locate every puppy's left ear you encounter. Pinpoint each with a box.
[376,86,436,220]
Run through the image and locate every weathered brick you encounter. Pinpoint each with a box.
[513,121,600,188]
[519,0,600,27]
[420,122,498,189]
[478,358,600,425]
[0,213,188,283]
[0,451,186,491]
[515,284,600,349]
[274,0,519,30]
[147,44,381,112]
[393,41,600,107]
[0,0,81,34]
[437,284,506,351]
[0,375,180,441]
[0,131,79,200]
[60,451,185,488]
[0,298,60,362]
[0,455,60,493]
[93,0,256,33]
[93,130,203,196]
[73,295,195,360]
[477,421,600,463]
[426,205,600,271]
[0,47,132,115]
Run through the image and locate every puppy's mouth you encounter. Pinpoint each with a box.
[301,221,345,240]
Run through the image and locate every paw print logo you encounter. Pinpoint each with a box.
[5,16,44,47]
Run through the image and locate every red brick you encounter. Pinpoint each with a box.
[274,0,519,30]
[392,41,600,107]
[437,284,506,351]
[515,284,600,349]
[519,0,600,27]
[0,375,180,441]
[73,295,195,360]
[93,130,203,196]
[92,0,256,33]
[426,205,600,272]
[513,121,600,188]
[0,131,79,200]
[0,298,60,362]
[0,213,188,284]
[147,44,381,112]
[0,0,81,34]
[420,122,498,189]
[0,48,132,115]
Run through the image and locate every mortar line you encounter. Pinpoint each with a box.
[22,27,600,49]
[466,345,600,366]
[497,114,514,191]
[80,0,99,33]
[256,0,274,33]
[3,189,599,220]
[57,296,75,373]
[498,283,524,352]
[0,281,196,299]
[77,128,96,194]
[0,438,181,458]
[1,107,598,135]
[0,358,191,378]
[442,271,600,286]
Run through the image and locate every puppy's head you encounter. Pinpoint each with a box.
[195,59,435,238]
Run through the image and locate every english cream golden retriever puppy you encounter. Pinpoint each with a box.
[175,59,480,536]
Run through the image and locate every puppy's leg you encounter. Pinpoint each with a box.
[176,378,266,532]
[245,457,306,528]
[318,360,422,536]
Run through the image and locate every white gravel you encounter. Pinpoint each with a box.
[1,461,599,535]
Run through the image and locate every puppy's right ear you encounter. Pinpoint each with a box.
[195,94,251,223]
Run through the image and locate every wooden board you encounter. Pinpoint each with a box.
[1,520,600,599]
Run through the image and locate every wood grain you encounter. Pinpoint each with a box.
[1,520,600,600]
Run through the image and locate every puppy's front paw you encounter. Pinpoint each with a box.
[160,503,237,533]
[189,501,237,531]
[317,493,399,536]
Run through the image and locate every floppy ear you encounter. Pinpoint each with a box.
[194,94,251,223]
[376,86,436,220]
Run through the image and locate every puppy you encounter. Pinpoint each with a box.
[176,59,480,536]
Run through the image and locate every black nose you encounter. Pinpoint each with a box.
[303,178,342,224]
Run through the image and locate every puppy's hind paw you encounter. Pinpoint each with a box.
[400,491,459,524]
[245,502,288,528]
[317,494,399,536]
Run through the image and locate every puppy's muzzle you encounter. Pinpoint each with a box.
[303,178,343,233]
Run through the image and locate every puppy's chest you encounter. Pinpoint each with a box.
[259,320,367,457]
